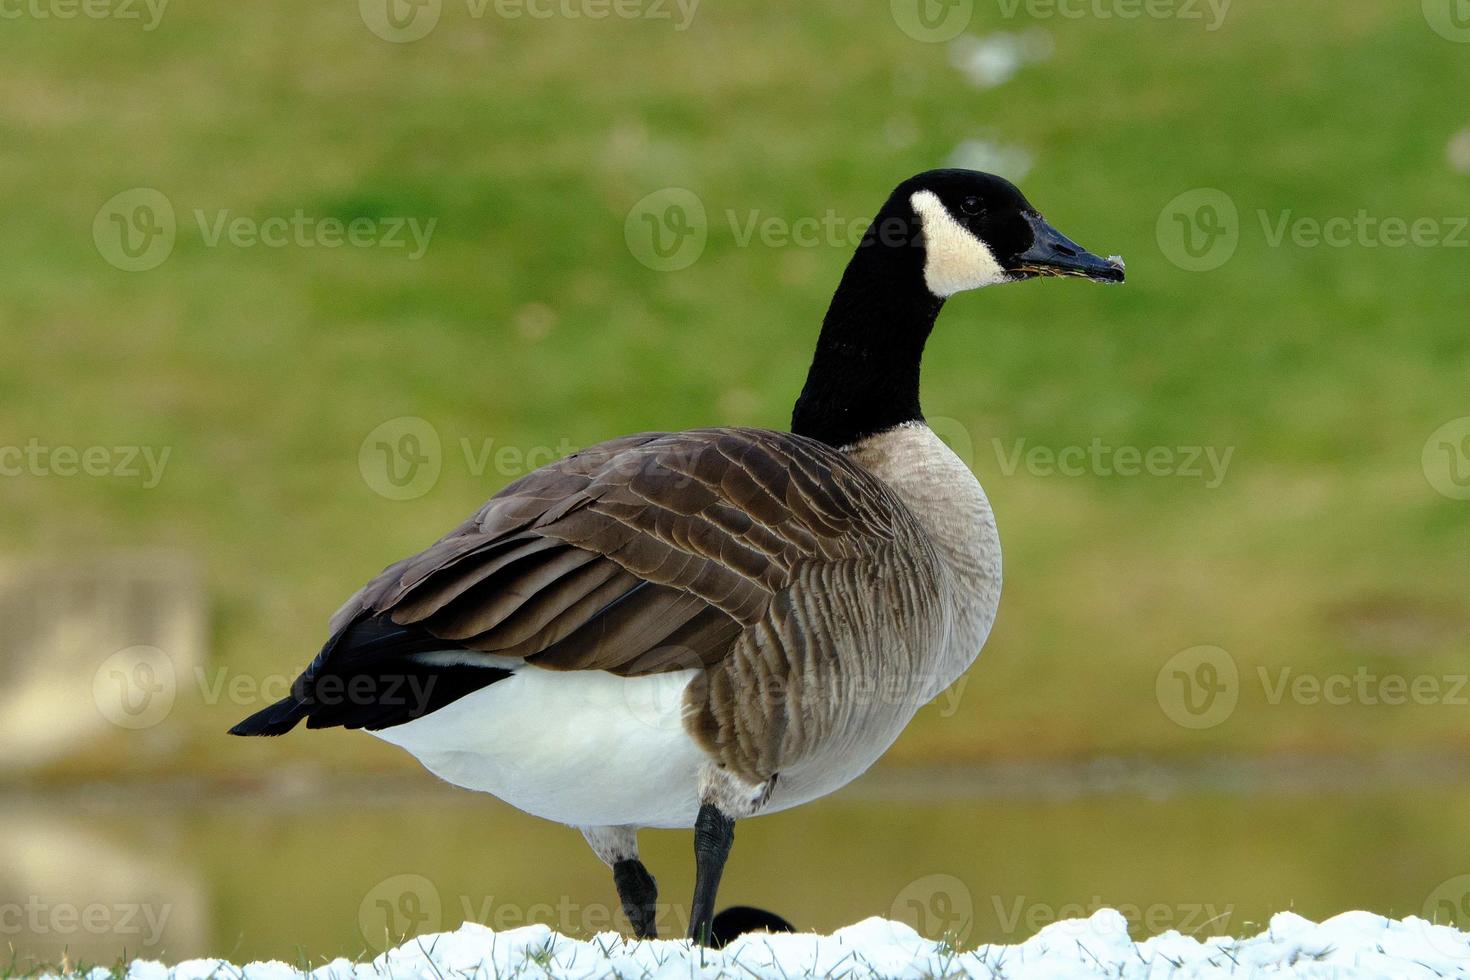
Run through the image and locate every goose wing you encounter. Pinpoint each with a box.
[232,427,923,736]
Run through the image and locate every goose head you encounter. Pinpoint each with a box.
[886,169,1125,295]
[792,169,1124,449]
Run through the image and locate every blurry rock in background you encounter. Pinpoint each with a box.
[0,806,209,966]
[1448,127,1470,174]
[948,30,1054,90]
[0,554,206,776]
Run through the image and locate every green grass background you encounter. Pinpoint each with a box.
[3,0,1469,780]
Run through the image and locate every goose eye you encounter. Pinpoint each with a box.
[960,197,984,216]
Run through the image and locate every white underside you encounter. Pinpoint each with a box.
[370,664,710,828]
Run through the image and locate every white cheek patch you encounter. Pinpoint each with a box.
[909,189,1010,297]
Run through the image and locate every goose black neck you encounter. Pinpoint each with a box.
[791,221,943,448]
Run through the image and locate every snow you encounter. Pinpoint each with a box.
[101,910,1470,980]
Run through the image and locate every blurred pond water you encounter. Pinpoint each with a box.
[3,761,1469,967]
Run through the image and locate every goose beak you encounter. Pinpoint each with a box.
[1014,212,1126,283]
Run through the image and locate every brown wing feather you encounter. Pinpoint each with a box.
[329,428,910,678]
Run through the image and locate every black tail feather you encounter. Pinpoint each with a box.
[301,659,512,731]
[227,613,513,737]
[229,696,309,737]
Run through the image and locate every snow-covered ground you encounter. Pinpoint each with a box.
[111,910,1470,980]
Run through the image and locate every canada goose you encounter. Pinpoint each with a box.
[231,169,1123,945]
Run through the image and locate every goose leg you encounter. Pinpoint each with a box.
[612,858,660,939]
[688,802,736,946]
[581,825,659,939]
[687,769,779,945]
